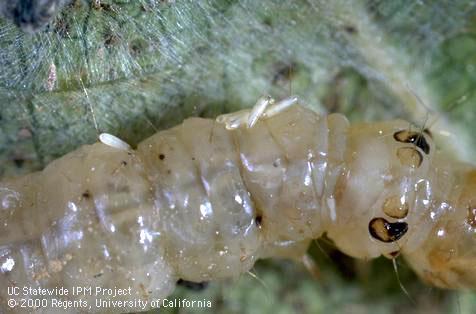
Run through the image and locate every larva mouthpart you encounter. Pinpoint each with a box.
[1,97,475,312]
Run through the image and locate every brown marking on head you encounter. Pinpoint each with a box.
[368,217,408,243]
[393,130,430,154]
[397,147,423,168]
[383,195,409,219]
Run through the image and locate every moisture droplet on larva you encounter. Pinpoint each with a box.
[383,196,409,219]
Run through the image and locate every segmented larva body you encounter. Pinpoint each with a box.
[0,98,475,312]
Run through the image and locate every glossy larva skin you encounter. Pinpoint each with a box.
[0,144,176,312]
[403,160,476,288]
[0,104,474,312]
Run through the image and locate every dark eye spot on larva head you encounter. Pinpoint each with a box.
[176,279,209,291]
[397,147,423,168]
[368,217,408,243]
[159,154,165,160]
[82,190,91,199]
[393,130,430,154]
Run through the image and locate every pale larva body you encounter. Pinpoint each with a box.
[0,99,475,313]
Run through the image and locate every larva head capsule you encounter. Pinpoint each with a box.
[326,120,435,260]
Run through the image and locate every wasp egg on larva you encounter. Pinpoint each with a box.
[0,95,475,313]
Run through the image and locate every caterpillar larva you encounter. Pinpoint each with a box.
[0,96,474,313]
